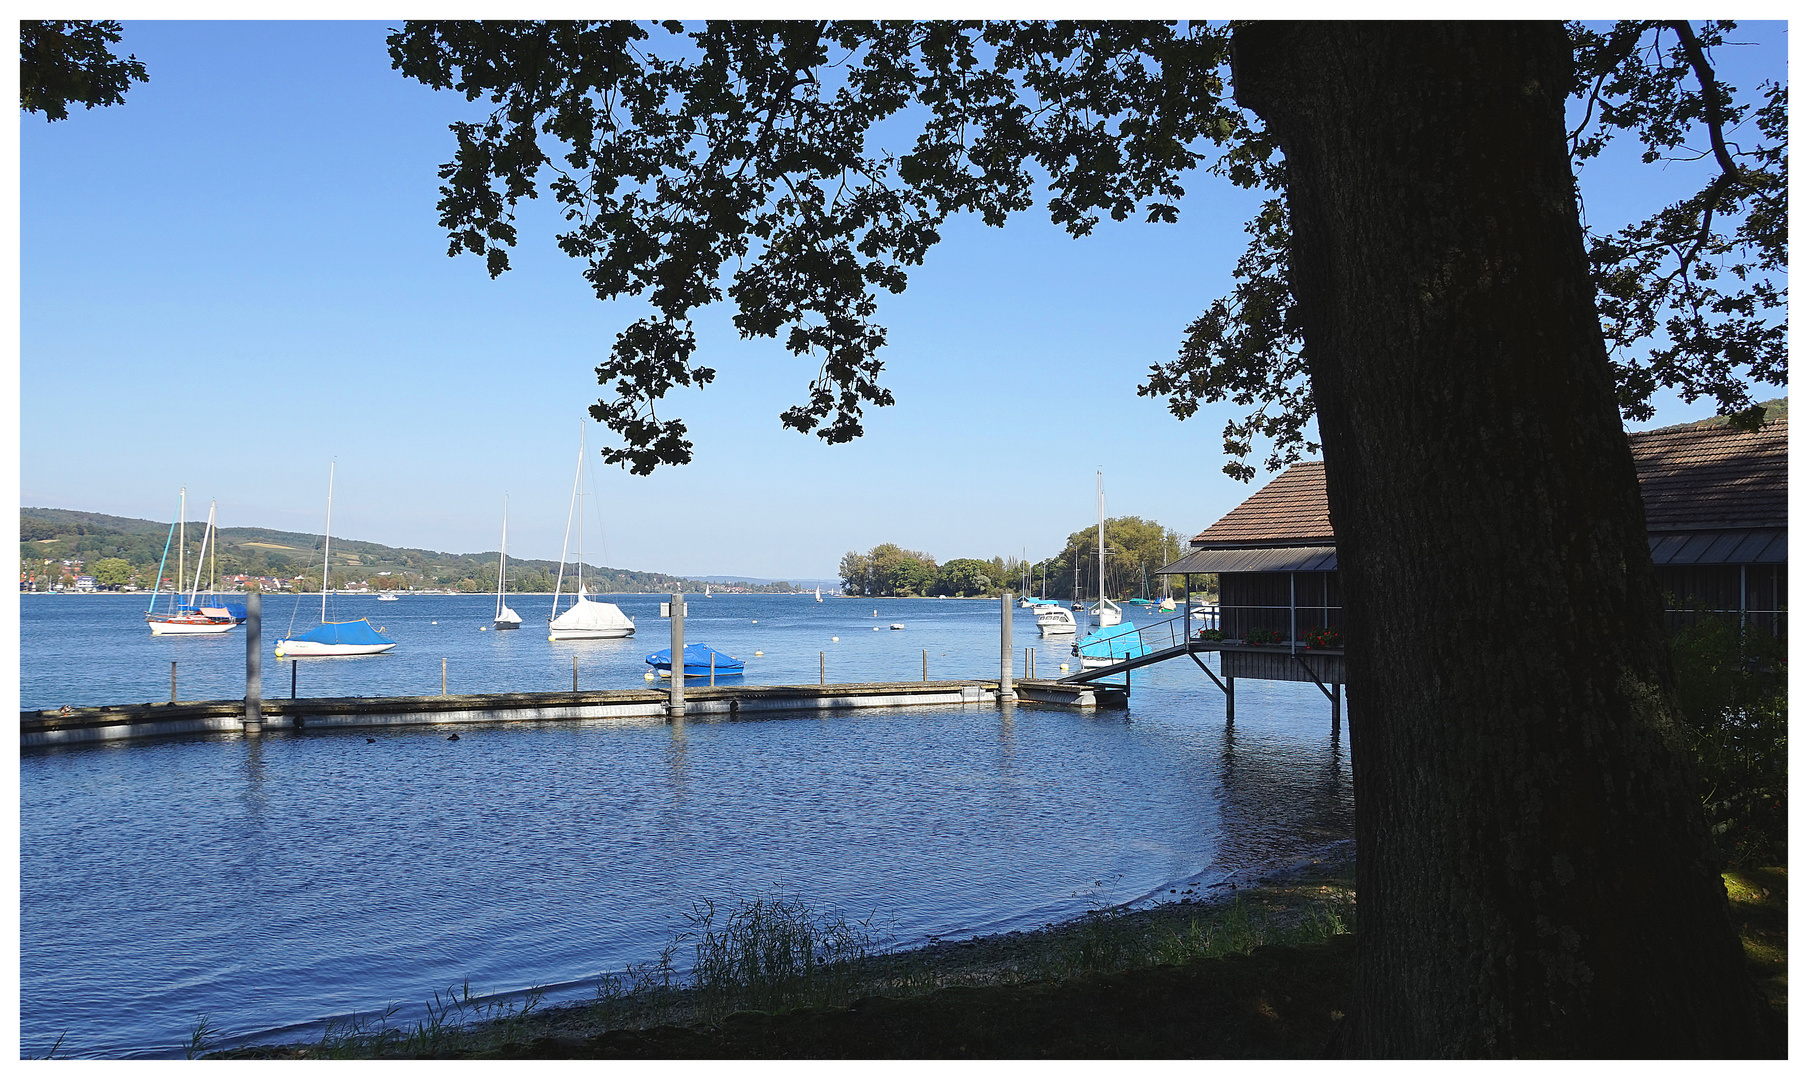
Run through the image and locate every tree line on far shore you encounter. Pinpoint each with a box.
[839,517,1210,600]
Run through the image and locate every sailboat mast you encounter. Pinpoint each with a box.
[1096,469,1106,608]
[553,428,583,617]
[189,500,216,604]
[177,488,186,614]
[321,461,335,624]
[497,494,508,621]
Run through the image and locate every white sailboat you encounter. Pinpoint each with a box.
[815,586,823,602]
[494,495,522,630]
[1087,469,1122,628]
[274,463,398,657]
[146,492,236,635]
[549,427,635,641]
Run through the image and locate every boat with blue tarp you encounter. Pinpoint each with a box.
[273,462,398,658]
[645,643,745,678]
[275,619,397,657]
[1075,621,1144,669]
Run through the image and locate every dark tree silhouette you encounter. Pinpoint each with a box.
[389,20,1785,1054]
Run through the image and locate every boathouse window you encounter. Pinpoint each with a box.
[1218,571,1340,642]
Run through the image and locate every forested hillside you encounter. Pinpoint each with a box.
[20,508,798,594]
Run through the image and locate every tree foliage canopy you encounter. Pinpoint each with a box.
[20,20,148,122]
[389,19,1784,479]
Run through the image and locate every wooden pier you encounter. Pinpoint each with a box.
[21,678,1126,748]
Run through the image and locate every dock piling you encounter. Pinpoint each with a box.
[244,593,262,732]
[670,591,685,717]
[1000,592,1015,701]
[572,656,578,692]
[820,651,826,685]
[922,649,928,682]
[441,657,448,696]
[170,661,177,704]
[290,659,297,699]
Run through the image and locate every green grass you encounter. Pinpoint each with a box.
[215,880,1357,1059]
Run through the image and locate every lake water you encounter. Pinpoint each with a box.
[19,592,1352,1058]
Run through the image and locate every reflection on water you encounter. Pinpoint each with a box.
[20,596,1351,1059]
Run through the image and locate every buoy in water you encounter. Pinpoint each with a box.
[754,651,763,656]
[644,671,656,681]
[831,636,839,642]
[1059,663,1070,672]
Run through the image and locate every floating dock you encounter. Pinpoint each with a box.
[21,679,1127,748]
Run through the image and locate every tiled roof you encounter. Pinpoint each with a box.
[1627,417,1788,531]
[1190,418,1787,548]
[1189,462,1334,549]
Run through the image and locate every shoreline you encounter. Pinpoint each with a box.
[214,841,1358,1059]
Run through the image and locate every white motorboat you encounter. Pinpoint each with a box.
[274,463,398,657]
[548,426,635,641]
[378,591,399,602]
[1035,604,1077,635]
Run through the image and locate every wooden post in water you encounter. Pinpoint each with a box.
[710,652,716,687]
[572,656,578,692]
[441,657,448,696]
[1026,646,1033,681]
[820,651,826,685]
[669,591,685,718]
[243,592,262,733]
[999,592,1015,701]
[170,661,177,703]
[291,659,298,699]
[922,649,928,682]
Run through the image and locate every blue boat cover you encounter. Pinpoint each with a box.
[646,643,745,675]
[287,619,394,646]
[1078,621,1145,659]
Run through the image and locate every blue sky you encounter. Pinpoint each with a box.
[17,20,1788,581]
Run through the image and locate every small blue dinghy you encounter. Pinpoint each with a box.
[646,643,745,678]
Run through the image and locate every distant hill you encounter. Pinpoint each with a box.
[19,508,803,594]
[1644,396,1787,435]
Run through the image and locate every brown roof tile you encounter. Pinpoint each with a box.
[1190,461,1333,548]
[1627,417,1788,531]
[1190,418,1787,548]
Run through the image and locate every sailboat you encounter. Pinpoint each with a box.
[493,496,522,630]
[815,586,823,602]
[274,463,398,657]
[1087,470,1122,628]
[548,427,635,640]
[145,491,237,635]
[1158,536,1176,611]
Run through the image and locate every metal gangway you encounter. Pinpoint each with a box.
[1057,606,1220,686]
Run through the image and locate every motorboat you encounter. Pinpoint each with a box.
[1035,604,1077,635]
[378,591,399,602]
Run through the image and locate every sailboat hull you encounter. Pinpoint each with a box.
[148,616,235,635]
[548,626,633,640]
[274,639,398,656]
[494,619,522,630]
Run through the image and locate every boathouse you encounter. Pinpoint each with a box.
[1160,416,1788,647]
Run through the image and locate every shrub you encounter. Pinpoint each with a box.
[1669,617,1787,868]
[1244,628,1284,645]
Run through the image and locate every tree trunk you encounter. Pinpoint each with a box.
[1231,22,1775,1056]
